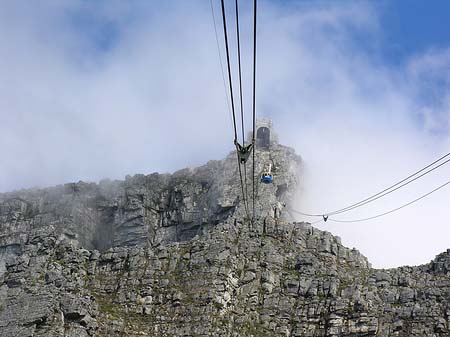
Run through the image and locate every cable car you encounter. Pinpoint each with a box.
[260,163,273,184]
[261,173,273,184]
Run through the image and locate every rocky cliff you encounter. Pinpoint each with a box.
[0,144,449,337]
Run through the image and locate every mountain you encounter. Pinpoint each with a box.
[0,143,449,337]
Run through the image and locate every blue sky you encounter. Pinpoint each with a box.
[272,0,450,66]
[63,0,450,127]
[65,1,450,65]
[378,0,450,65]
[47,0,450,111]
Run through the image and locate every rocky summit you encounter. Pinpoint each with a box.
[0,142,449,337]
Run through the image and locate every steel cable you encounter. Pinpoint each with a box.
[220,0,250,219]
[209,0,234,132]
[329,178,450,223]
[290,151,450,217]
[251,0,257,222]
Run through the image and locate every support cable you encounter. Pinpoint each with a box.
[209,0,234,132]
[234,0,250,216]
[327,153,450,216]
[251,0,257,222]
[289,151,450,217]
[220,0,250,219]
[235,0,245,146]
[329,178,450,223]
[220,0,238,141]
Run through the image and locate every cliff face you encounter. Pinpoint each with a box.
[0,144,449,337]
[0,144,300,253]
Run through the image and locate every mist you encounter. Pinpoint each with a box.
[0,1,449,268]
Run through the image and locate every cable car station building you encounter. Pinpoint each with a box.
[249,117,278,150]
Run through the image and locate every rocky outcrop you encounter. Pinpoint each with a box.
[0,144,449,336]
[0,144,300,253]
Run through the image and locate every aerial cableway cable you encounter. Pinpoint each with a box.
[234,0,250,217]
[251,0,257,222]
[219,0,238,142]
[289,151,450,218]
[327,151,450,216]
[328,178,450,223]
[220,0,251,219]
[235,0,245,147]
[209,0,234,133]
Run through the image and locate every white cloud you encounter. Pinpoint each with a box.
[261,2,450,268]
[0,1,449,268]
[0,1,233,190]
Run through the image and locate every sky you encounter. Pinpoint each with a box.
[0,0,449,268]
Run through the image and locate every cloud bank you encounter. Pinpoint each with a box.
[0,1,449,268]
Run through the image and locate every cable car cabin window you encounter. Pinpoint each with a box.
[256,127,270,149]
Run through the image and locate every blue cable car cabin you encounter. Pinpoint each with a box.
[261,173,273,184]
[260,163,273,184]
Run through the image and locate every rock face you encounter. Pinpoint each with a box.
[0,144,449,336]
[0,144,300,253]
